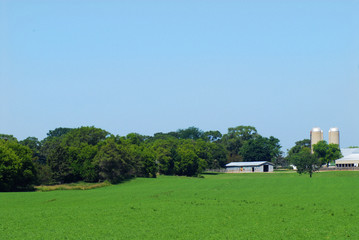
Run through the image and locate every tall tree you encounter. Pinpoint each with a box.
[176,127,204,140]
[0,140,37,191]
[94,138,136,183]
[0,134,18,142]
[46,128,73,138]
[287,139,311,163]
[239,136,281,162]
[221,125,258,162]
[202,130,222,142]
[62,126,109,146]
[313,141,342,167]
[326,144,342,165]
[175,141,206,176]
[291,147,320,178]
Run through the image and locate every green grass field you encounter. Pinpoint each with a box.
[1,171,359,239]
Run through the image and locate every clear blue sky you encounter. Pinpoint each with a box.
[1,0,358,151]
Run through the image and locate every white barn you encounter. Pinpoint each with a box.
[225,161,274,173]
[335,148,359,167]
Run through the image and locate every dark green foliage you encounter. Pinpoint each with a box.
[39,126,110,184]
[221,125,258,162]
[0,140,37,191]
[151,138,178,175]
[126,133,149,145]
[34,163,53,185]
[175,141,206,176]
[195,139,227,168]
[176,127,204,140]
[19,137,44,164]
[291,147,321,177]
[313,141,342,167]
[273,154,290,168]
[61,126,109,146]
[240,136,281,162]
[327,144,343,163]
[67,144,99,182]
[313,141,328,164]
[19,137,41,152]
[287,139,311,163]
[46,127,73,138]
[95,138,136,183]
[0,134,18,142]
[3,125,284,190]
[202,130,222,142]
[136,147,157,178]
[46,141,73,183]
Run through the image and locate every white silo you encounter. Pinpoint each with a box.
[329,127,340,147]
[310,127,323,153]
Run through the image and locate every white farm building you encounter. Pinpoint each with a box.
[335,148,359,167]
[225,161,274,173]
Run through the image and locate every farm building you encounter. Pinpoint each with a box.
[225,161,274,173]
[335,148,359,167]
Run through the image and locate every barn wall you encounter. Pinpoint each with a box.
[226,164,273,173]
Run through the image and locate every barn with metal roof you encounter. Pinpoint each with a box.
[225,161,274,173]
[335,148,359,167]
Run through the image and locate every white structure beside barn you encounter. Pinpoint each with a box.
[335,148,359,167]
[225,161,274,173]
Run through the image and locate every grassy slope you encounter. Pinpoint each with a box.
[1,172,359,239]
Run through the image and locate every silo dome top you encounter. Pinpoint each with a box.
[311,127,322,132]
[329,127,339,132]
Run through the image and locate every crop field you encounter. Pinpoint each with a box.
[1,171,359,239]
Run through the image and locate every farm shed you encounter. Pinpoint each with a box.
[335,149,359,167]
[225,161,274,173]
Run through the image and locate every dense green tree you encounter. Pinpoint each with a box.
[313,141,328,164]
[135,147,157,178]
[0,134,18,142]
[95,138,136,183]
[151,138,178,175]
[19,137,44,163]
[273,154,289,168]
[195,139,227,169]
[221,126,258,162]
[239,136,281,162]
[291,147,320,177]
[287,139,311,156]
[1,125,285,187]
[46,127,73,138]
[67,144,99,182]
[313,141,342,167]
[20,137,41,151]
[45,140,73,183]
[62,126,109,146]
[202,130,222,142]
[287,139,311,164]
[40,127,109,183]
[176,127,204,140]
[326,144,343,165]
[34,164,53,185]
[125,133,150,145]
[175,141,206,176]
[0,140,37,191]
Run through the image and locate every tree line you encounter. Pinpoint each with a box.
[0,125,282,191]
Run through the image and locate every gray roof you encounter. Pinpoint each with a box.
[335,154,359,163]
[225,161,273,167]
[341,148,359,157]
